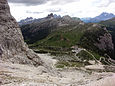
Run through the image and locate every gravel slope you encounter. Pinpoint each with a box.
[0,54,115,86]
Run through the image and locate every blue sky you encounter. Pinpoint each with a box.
[8,0,115,21]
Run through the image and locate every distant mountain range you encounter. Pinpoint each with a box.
[19,12,115,25]
[81,12,115,23]
[18,13,61,25]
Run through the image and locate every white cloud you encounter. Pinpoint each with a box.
[8,0,79,6]
[8,0,115,21]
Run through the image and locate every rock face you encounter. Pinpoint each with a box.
[95,33,114,51]
[0,0,42,66]
[100,18,115,59]
[79,24,114,58]
[95,31,114,58]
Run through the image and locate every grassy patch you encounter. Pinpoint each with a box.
[29,25,85,48]
[55,61,90,68]
[76,50,94,60]
[76,50,101,61]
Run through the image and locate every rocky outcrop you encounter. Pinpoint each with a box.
[46,13,54,19]
[100,18,115,59]
[0,0,42,66]
[79,24,114,58]
[94,32,114,58]
[95,33,114,51]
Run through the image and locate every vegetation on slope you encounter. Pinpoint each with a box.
[79,27,108,57]
[20,15,115,64]
[29,23,111,57]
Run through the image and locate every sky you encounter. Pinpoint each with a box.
[8,0,115,21]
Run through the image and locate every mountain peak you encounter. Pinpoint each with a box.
[47,13,54,18]
[46,13,61,19]
[101,12,109,14]
[100,12,114,17]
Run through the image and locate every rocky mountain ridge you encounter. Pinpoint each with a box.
[18,13,61,26]
[19,12,115,25]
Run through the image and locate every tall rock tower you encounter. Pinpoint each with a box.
[0,0,42,66]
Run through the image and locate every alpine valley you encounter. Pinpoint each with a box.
[20,13,115,64]
[0,0,115,85]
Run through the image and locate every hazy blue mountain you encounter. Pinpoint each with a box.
[81,12,115,23]
[18,17,34,25]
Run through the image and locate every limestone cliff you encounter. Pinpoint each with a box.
[0,0,42,66]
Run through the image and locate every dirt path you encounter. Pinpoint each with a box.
[0,54,115,86]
